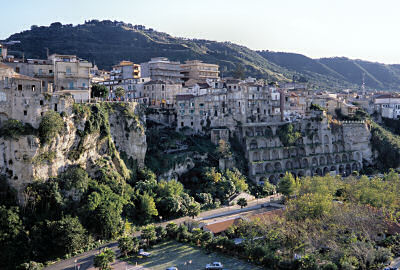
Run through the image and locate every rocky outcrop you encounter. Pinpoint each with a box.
[0,102,147,203]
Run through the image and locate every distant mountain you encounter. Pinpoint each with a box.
[4,20,400,90]
[258,51,400,90]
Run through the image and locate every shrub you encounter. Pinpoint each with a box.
[0,119,36,139]
[38,111,64,144]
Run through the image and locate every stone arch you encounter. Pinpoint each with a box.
[298,147,306,156]
[330,166,337,172]
[290,148,297,157]
[253,151,260,161]
[255,127,263,136]
[246,129,254,137]
[345,164,352,175]
[298,170,305,177]
[319,156,326,166]
[274,162,282,172]
[352,162,358,171]
[314,135,320,144]
[345,143,351,151]
[324,134,330,144]
[342,153,348,162]
[293,159,300,169]
[269,175,278,185]
[301,158,309,168]
[285,160,293,170]
[250,139,258,149]
[265,163,273,173]
[338,144,344,152]
[315,145,323,154]
[316,168,323,176]
[323,167,330,175]
[296,137,304,145]
[283,149,290,159]
[263,150,270,161]
[335,154,341,163]
[265,126,273,137]
[272,149,279,159]
[312,157,318,167]
[333,144,338,152]
[256,164,264,174]
[310,146,315,155]
[327,155,333,164]
[354,152,361,161]
[339,165,344,175]
[324,144,330,153]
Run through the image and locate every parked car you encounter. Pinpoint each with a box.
[166,267,178,270]
[138,249,151,257]
[205,262,223,269]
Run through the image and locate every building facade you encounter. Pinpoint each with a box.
[140,57,183,83]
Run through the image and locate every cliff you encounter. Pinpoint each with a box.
[0,102,147,203]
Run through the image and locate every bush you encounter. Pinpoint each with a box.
[0,119,36,139]
[38,111,64,144]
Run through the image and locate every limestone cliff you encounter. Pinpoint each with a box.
[0,102,147,202]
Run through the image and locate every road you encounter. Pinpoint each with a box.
[44,194,281,270]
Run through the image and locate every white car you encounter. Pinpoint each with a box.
[205,262,223,269]
[138,249,151,257]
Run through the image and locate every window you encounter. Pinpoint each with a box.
[190,110,194,114]
[15,67,20,73]
[18,84,22,90]
[32,85,35,91]
[40,100,43,105]
[4,77,9,88]
[54,104,58,111]
[69,82,74,89]
[66,67,72,75]
[38,69,42,75]
[181,122,184,127]
[24,110,27,116]
[49,70,53,74]
[191,122,193,126]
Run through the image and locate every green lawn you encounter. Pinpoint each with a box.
[127,241,262,270]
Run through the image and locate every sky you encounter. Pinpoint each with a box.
[1,0,400,64]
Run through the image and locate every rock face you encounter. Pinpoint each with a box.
[0,102,147,203]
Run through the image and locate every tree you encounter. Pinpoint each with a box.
[91,84,109,99]
[217,139,232,159]
[237,198,248,209]
[225,168,248,192]
[166,222,179,239]
[277,172,299,197]
[138,192,158,224]
[115,87,125,99]
[93,248,115,270]
[187,202,201,219]
[233,63,246,79]
[141,225,156,247]
[263,181,276,195]
[155,226,167,240]
[49,215,88,256]
[118,236,134,257]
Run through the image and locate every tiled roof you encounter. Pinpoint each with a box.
[204,217,243,234]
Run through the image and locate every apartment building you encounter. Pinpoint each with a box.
[143,80,182,107]
[140,57,183,83]
[181,60,219,83]
[0,63,72,128]
[5,54,92,101]
[176,81,281,133]
[374,94,400,119]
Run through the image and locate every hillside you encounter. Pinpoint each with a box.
[5,20,292,82]
[4,20,400,90]
[258,50,400,90]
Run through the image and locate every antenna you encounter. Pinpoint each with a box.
[361,73,366,95]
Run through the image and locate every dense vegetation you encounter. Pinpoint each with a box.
[118,173,400,270]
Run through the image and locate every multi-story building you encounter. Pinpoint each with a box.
[374,94,400,119]
[143,80,182,107]
[0,63,73,128]
[4,54,92,101]
[111,61,140,80]
[176,80,282,133]
[140,57,183,83]
[181,60,219,83]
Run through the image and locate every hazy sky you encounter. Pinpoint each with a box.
[2,0,400,64]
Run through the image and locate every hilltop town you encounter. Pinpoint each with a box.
[1,24,400,270]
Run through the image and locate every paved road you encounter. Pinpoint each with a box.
[45,195,281,270]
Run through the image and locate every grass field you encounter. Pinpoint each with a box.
[127,241,262,270]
